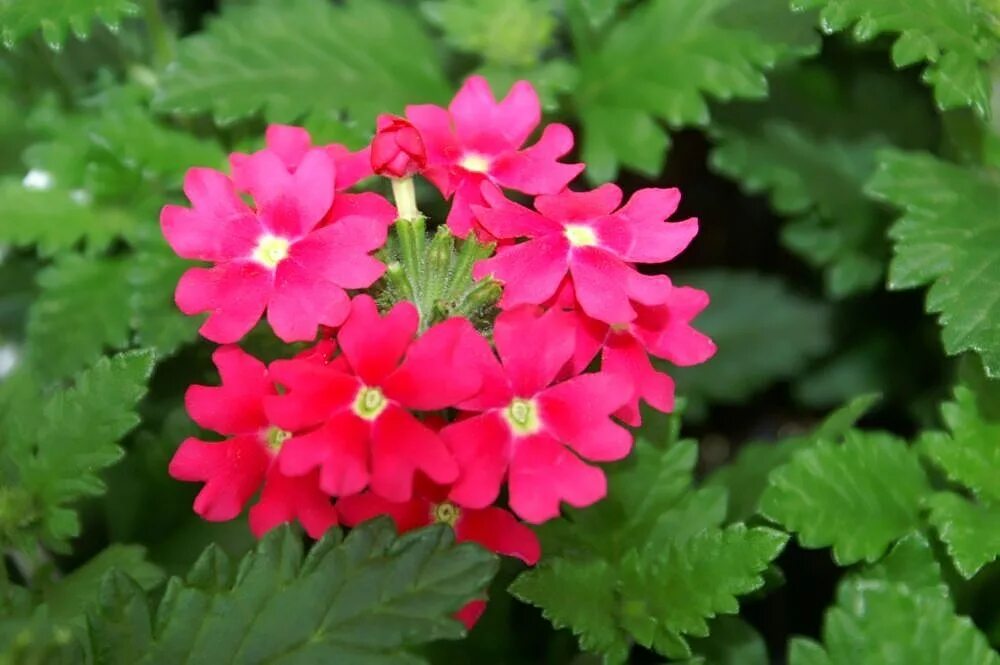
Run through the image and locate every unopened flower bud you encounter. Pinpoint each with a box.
[371,114,427,178]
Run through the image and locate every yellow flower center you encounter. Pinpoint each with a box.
[432,501,461,527]
[352,386,388,421]
[253,235,290,268]
[503,397,541,436]
[263,425,291,452]
[564,224,598,247]
[459,153,491,174]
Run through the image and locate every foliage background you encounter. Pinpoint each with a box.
[1,0,999,663]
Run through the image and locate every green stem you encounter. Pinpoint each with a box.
[142,0,176,69]
[391,177,421,222]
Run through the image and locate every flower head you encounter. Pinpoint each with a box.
[472,183,699,324]
[167,345,337,538]
[265,295,487,502]
[371,114,427,178]
[406,76,583,238]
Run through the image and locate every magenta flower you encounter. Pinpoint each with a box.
[265,296,486,502]
[442,306,633,524]
[167,346,337,538]
[406,76,583,238]
[162,151,388,343]
[472,183,699,324]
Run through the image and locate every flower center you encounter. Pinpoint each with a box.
[564,224,598,247]
[352,385,388,421]
[503,397,541,436]
[459,153,491,174]
[263,425,291,452]
[431,501,461,527]
[253,235,290,269]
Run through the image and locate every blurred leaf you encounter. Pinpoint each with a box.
[575,0,819,181]
[0,0,138,49]
[128,238,199,358]
[87,521,497,664]
[155,0,450,127]
[421,0,555,68]
[761,430,930,564]
[869,150,1000,377]
[792,0,998,117]
[670,270,832,413]
[689,616,768,665]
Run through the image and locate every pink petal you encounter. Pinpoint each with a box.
[185,346,271,435]
[338,296,418,385]
[568,248,635,324]
[325,192,396,228]
[474,235,569,309]
[603,336,675,426]
[495,80,543,147]
[444,413,511,509]
[494,306,576,396]
[645,287,717,366]
[383,318,484,410]
[626,271,672,306]
[472,182,561,239]
[456,601,488,630]
[176,263,272,344]
[258,149,335,239]
[445,176,486,238]
[160,205,260,262]
[538,372,633,460]
[623,218,698,264]
[279,411,371,497]
[267,260,352,342]
[567,309,608,375]
[266,124,312,169]
[535,183,622,223]
[405,103,458,173]
[230,150,292,207]
[336,492,431,532]
[249,467,338,539]
[492,124,584,194]
[617,187,681,224]
[370,405,458,502]
[508,434,606,523]
[290,217,386,288]
[449,76,501,147]
[457,507,541,565]
[454,332,512,412]
[327,144,374,190]
[169,435,270,522]
[265,360,358,431]
[182,167,250,220]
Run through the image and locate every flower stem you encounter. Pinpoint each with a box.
[391,177,421,222]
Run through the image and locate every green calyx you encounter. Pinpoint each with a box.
[378,220,500,331]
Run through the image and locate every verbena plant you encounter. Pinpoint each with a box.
[0,1,999,663]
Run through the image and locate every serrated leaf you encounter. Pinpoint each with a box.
[87,521,497,664]
[711,122,885,297]
[420,0,555,68]
[575,0,819,180]
[927,492,1000,579]
[791,0,997,117]
[869,150,1000,376]
[0,0,138,49]
[689,616,768,665]
[670,270,832,414]
[0,180,135,256]
[921,386,1000,502]
[128,240,199,357]
[761,431,930,564]
[26,256,132,381]
[14,350,156,548]
[154,0,450,126]
[860,532,950,600]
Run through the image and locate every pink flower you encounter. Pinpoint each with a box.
[472,183,699,324]
[442,306,633,524]
[167,346,337,538]
[265,295,486,502]
[338,476,539,629]
[370,114,427,178]
[569,283,716,425]
[162,151,388,343]
[406,76,583,238]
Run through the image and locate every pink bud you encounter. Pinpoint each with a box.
[371,114,427,178]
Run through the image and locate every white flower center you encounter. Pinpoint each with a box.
[503,397,541,436]
[459,153,491,174]
[564,224,598,247]
[253,235,290,269]
[353,386,388,421]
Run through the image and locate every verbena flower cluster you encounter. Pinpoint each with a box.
[162,76,715,625]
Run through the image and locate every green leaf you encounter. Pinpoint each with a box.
[670,270,832,414]
[689,616,769,665]
[0,0,138,49]
[574,0,819,180]
[0,180,135,257]
[791,0,998,117]
[708,393,879,521]
[128,239,199,357]
[869,150,1000,377]
[154,0,450,126]
[12,350,156,548]
[861,532,950,600]
[927,492,1000,579]
[921,386,1000,502]
[87,520,497,664]
[711,122,885,297]
[26,256,132,381]
[420,0,555,68]
[761,431,930,564]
